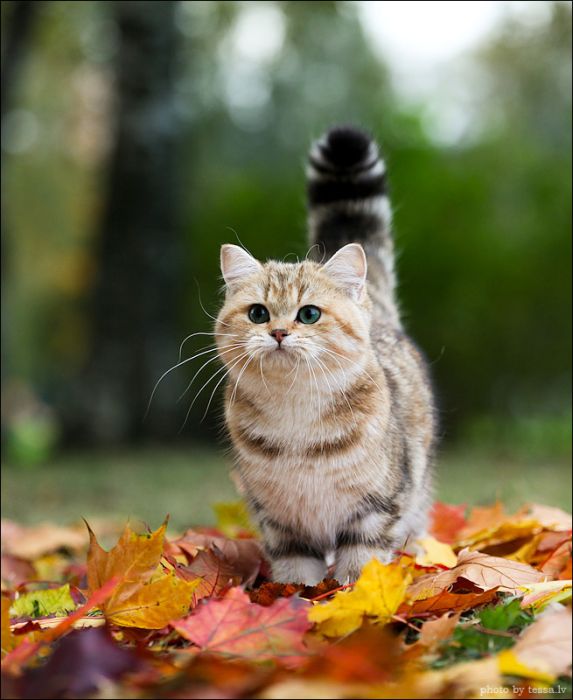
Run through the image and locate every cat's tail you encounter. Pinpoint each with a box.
[307,125,399,322]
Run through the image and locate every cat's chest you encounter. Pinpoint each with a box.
[243,463,357,537]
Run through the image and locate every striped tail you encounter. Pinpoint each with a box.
[307,126,399,324]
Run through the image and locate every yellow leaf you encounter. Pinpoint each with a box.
[213,501,258,538]
[1,597,15,656]
[520,580,572,611]
[106,571,199,629]
[308,559,412,637]
[415,537,457,568]
[498,649,555,684]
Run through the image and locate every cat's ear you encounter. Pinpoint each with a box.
[323,243,367,300]
[220,244,262,287]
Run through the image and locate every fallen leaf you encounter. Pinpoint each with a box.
[415,537,457,568]
[515,504,572,531]
[10,584,76,619]
[1,597,15,656]
[172,586,311,662]
[86,519,167,606]
[416,612,461,649]
[105,571,198,629]
[520,580,572,611]
[399,586,500,618]
[407,548,545,600]
[87,519,197,629]
[169,530,264,587]
[1,576,118,675]
[458,502,507,541]
[178,549,240,601]
[0,556,36,588]
[430,502,467,544]
[212,501,259,538]
[1,520,87,560]
[498,607,572,680]
[308,559,412,637]
[15,626,145,699]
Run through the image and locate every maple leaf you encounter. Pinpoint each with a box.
[14,627,145,699]
[1,520,87,560]
[430,502,467,544]
[168,529,264,587]
[172,586,311,662]
[10,584,76,619]
[398,586,499,618]
[212,500,259,538]
[519,579,572,612]
[498,606,572,681]
[416,612,461,650]
[415,537,457,568]
[407,548,545,600]
[308,559,412,638]
[86,519,197,629]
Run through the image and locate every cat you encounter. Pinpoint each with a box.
[215,126,436,584]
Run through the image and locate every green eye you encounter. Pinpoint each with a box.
[248,304,270,324]
[297,305,321,324]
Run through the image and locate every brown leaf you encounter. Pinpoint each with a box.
[172,587,311,663]
[178,548,243,601]
[416,612,461,649]
[1,520,87,560]
[407,548,545,600]
[1,555,36,588]
[169,530,264,587]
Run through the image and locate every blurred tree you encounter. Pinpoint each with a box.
[63,0,184,443]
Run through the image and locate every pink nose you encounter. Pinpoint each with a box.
[270,329,289,344]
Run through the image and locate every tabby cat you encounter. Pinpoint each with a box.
[215,126,436,584]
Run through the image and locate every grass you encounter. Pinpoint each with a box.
[2,443,571,529]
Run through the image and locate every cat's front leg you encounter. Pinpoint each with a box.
[333,512,396,583]
[261,521,327,585]
[270,555,327,585]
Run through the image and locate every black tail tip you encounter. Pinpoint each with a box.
[319,125,374,168]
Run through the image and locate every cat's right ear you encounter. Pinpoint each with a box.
[220,244,262,287]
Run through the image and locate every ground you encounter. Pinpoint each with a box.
[2,444,571,529]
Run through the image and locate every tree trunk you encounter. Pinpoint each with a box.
[65,1,184,444]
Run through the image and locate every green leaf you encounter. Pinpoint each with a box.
[479,598,533,632]
[10,584,77,619]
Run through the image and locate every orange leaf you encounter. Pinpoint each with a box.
[430,503,467,544]
[86,519,168,608]
[172,587,311,662]
[399,586,499,618]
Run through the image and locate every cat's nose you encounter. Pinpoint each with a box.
[270,329,289,344]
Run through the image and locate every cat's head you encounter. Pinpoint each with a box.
[215,243,372,390]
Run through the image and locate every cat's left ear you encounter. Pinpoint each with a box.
[220,244,262,287]
[323,243,367,300]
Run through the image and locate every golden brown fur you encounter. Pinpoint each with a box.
[215,126,436,583]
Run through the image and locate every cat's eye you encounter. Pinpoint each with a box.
[248,304,270,324]
[297,305,321,324]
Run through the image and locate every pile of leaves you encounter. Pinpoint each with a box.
[1,500,571,699]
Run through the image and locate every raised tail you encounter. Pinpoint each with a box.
[307,126,399,324]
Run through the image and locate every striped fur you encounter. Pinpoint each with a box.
[215,126,436,584]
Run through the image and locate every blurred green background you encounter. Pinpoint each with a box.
[2,1,571,526]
